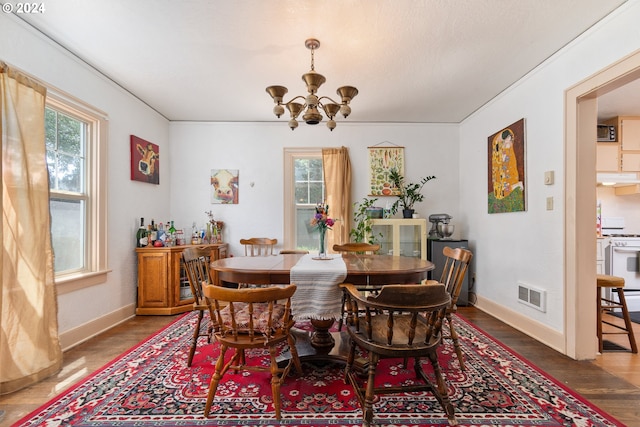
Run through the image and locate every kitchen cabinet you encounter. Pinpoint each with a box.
[597,116,640,173]
[596,144,620,172]
[367,218,427,260]
[596,237,609,275]
[135,243,228,315]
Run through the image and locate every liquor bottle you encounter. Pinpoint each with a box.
[150,219,157,243]
[136,217,147,248]
[147,225,153,247]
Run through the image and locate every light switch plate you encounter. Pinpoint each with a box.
[544,171,554,185]
[546,197,554,210]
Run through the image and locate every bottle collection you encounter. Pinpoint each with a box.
[136,215,224,248]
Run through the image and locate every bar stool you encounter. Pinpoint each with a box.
[597,274,638,353]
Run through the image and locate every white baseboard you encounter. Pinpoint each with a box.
[473,295,565,354]
[59,304,136,352]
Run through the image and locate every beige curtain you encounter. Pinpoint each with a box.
[1,61,62,394]
[322,147,352,251]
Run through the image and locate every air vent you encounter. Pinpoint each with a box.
[517,283,546,312]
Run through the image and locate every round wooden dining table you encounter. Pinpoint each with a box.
[210,252,434,287]
[210,253,434,367]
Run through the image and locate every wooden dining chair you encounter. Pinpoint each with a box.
[332,242,382,330]
[202,283,302,420]
[240,237,278,256]
[238,238,278,288]
[279,249,309,254]
[426,246,473,370]
[342,283,456,427]
[332,242,380,254]
[181,246,214,367]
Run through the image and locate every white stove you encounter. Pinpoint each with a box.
[605,234,640,311]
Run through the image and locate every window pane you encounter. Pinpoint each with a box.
[45,108,56,151]
[295,182,309,204]
[46,107,85,193]
[50,198,85,273]
[55,153,82,192]
[309,183,324,205]
[296,207,318,251]
[57,114,82,155]
[294,159,309,181]
[308,159,323,180]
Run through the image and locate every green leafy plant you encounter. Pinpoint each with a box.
[389,169,436,214]
[349,197,382,244]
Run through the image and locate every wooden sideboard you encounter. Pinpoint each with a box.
[135,243,228,315]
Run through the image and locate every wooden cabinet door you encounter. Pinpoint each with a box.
[622,153,640,172]
[621,119,640,151]
[137,252,169,308]
[596,144,620,172]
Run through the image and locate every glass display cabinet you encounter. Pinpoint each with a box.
[367,218,427,260]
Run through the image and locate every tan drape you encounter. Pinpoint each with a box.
[322,147,352,251]
[1,61,62,394]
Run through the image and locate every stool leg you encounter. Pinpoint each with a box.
[597,286,604,353]
[615,288,638,353]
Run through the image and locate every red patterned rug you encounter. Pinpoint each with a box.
[14,312,623,426]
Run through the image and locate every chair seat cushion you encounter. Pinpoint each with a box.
[219,302,287,333]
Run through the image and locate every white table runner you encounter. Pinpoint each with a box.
[290,254,347,320]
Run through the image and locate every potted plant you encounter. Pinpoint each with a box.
[389,169,436,218]
[349,197,382,244]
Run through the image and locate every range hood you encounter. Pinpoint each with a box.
[596,172,640,187]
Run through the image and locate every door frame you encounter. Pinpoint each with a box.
[565,48,640,359]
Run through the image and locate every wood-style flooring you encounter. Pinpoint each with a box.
[1,306,639,426]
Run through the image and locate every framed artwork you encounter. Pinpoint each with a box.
[210,169,239,204]
[488,118,526,213]
[130,135,159,184]
[368,146,405,196]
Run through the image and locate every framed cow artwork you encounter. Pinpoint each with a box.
[130,135,160,184]
[210,169,239,204]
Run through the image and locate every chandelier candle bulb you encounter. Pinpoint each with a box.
[266,38,358,131]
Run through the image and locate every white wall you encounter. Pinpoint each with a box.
[597,187,640,233]
[168,122,460,256]
[1,15,170,341]
[459,1,640,345]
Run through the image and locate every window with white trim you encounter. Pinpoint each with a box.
[45,94,108,291]
[283,148,325,251]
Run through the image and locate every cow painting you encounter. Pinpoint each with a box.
[210,169,239,204]
[130,135,160,184]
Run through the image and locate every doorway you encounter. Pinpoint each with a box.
[565,48,640,359]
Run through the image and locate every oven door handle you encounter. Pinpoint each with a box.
[612,247,640,253]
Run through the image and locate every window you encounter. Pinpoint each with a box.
[45,93,108,292]
[283,148,325,250]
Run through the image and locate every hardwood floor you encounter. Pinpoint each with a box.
[1,307,639,426]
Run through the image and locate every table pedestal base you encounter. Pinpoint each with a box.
[309,318,336,352]
[278,321,368,374]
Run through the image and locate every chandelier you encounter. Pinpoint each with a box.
[266,38,358,131]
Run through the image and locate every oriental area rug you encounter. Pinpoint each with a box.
[15,312,623,427]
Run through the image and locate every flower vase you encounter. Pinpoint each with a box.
[319,228,327,258]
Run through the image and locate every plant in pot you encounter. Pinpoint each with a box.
[349,197,382,244]
[389,169,436,218]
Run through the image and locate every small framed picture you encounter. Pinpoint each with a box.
[210,169,239,204]
[130,135,159,185]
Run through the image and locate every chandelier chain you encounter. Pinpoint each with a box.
[310,45,315,71]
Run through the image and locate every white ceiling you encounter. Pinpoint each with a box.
[15,0,628,124]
